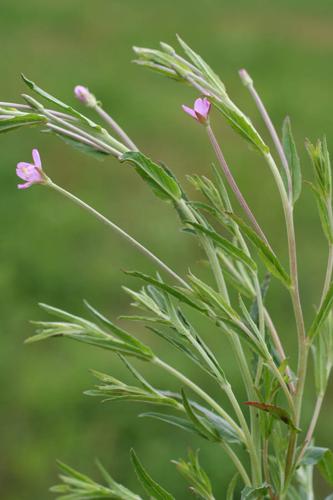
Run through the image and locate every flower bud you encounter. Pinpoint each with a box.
[74,85,97,107]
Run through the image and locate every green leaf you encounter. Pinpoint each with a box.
[176,35,226,94]
[0,113,46,133]
[26,303,154,361]
[52,460,142,499]
[173,450,215,500]
[121,151,182,202]
[140,411,201,435]
[181,389,221,442]
[241,483,270,499]
[309,282,333,341]
[244,402,299,431]
[52,129,109,159]
[282,117,302,203]
[21,74,106,134]
[188,272,240,320]
[130,449,175,500]
[186,222,257,271]
[249,273,271,326]
[302,447,333,486]
[162,392,241,445]
[124,270,206,313]
[212,97,269,155]
[141,399,241,445]
[227,213,291,288]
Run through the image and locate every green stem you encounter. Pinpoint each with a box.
[221,442,251,487]
[264,151,307,487]
[47,180,189,289]
[153,357,244,440]
[297,392,324,464]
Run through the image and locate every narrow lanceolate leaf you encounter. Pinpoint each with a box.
[0,113,46,133]
[130,450,175,500]
[186,222,257,271]
[21,74,106,134]
[176,35,226,94]
[227,213,291,288]
[141,402,241,445]
[26,303,154,361]
[241,483,270,499]
[211,97,269,155]
[121,151,182,202]
[161,392,241,444]
[52,130,109,158]
[140,412,204,436]
[302,447,333,486]
[181,389,221,442]
[173,450,215,500]
[52,460,142,500]
[124,270,206,313]
[282,117,302,203]
[309,282,333,341]
[188,272,240,320]
[244,402,299,431]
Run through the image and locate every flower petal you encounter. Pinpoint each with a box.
[16,162,35,180]
[32,148,42,168]
[194,97,211,119]
[17,181,33,189]
[182,105,198,120]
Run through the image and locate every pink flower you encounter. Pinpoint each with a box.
[182,97,211,124]
[16,149,45,189]
[74,85,96,107]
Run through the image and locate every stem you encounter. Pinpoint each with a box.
[0,101,76,121]
[236,223,294,393]
[264,152,307,482]
[220,442,251,487]
[42,107,127,156]
[47,180,189,289]
[296,241,333,465]
[264,309,296,394]
[297,392,324,464]
[94,104,138,151]
[177,198,261,483]
[153,357,244,439]
[239,70,293,202]
[240,76,307,416]
[47,123,113,154]
[206,123,270,247]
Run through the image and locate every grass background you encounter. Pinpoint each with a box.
[1,0,333,497]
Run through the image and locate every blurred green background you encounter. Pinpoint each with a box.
[1,0,333,498]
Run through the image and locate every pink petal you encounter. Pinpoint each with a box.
[17,181,33,189]
[16,162,35,180]
[30,167,43,183]
[194,97,211,119]
[32,149,42,168]
[182,105,198,120]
